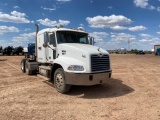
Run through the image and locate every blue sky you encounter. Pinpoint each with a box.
[0,0,160,50]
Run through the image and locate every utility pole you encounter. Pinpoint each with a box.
[128,40,130,51]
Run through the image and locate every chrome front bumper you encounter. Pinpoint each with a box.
[65,70,112,86]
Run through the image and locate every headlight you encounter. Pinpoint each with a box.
[67,65,84,71]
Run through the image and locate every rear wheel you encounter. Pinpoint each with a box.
[21,59,26,73]
[25,60,33,75]
[54,68,71,94]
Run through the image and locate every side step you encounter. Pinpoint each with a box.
[37,74,50,80]
[38,65,51,79]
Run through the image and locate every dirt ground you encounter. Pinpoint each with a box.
[0,54,160,120]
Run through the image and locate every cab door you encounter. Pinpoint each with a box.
[47,32,57,63]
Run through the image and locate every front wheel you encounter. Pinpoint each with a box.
[54,68,71,94]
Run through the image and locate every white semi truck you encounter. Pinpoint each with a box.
[21,24,112,93]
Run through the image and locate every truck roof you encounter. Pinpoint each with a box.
[37,28,88,35]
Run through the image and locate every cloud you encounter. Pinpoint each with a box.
[12,32,35,42]
[79,23,84,27]
[0,40,13,47]
[0,32,35,48]
[37,18,70,27]
[14,6,20,9]
[111,32,136,42]
[89,32,109,42]
[151,37,160,41]
[86,15,132,28]
[77,24,85,30]
[138,33,160,45]
[139,37,160,43]
[42,7,56,11]
[157,32,160,34]
[11,11,26,17]
[110,25,128,30]
[0,26,19,35]
[157,7,160,12]
[149,5,156,10]
[108,6,113,9]
[0,11,30,23]
[110,25,147,31]
[150,42,160,45]
[58,20,70,26]
[128,25,147,31]
[139,39,152,42]
[21,32,36,38]
[134,0,156,10]
[134,0,149,8]
[139,33,152,38]
[41,5,56,11]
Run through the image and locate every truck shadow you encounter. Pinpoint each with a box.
[67,78,134,99]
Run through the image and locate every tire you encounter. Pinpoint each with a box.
[54,68,71,94]
[25,60,33,75]
[21,59,26,73]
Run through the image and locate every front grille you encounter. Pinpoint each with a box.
[91,54,110,72]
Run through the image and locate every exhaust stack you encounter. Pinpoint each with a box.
[35,24,39,61]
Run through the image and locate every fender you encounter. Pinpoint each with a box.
[50,56,85,81]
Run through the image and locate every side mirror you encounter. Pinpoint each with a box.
[43,42,48,47]
[89,37,95,45]
[43,32,49,47]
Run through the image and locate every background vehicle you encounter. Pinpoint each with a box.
[0,46,2,54]
[136,50,145,55]
[154,45,160,55]
[11,46,24,55]
[1,46,13,55]
[21,24,112,93]
[155,48,160,55]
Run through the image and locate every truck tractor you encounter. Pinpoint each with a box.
[21,24,112,93]
[24,43,36,59]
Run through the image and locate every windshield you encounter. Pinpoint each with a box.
[56,31,89,44]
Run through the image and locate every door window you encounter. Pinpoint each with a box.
[49,33,56,47]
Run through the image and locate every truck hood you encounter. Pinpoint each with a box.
[56,43,110,73]
[58,43,108,55]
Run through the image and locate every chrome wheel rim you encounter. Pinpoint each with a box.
[21,62,24,70]
[25,63,28,73]
[55,73,64,90]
